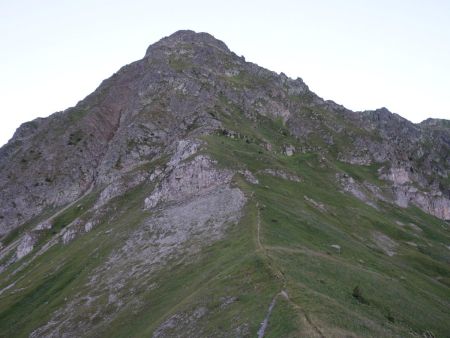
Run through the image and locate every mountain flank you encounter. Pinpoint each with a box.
[0,30,449,337]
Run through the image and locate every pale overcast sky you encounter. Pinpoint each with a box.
[1,0,449,146]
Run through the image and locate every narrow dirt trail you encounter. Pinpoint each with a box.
[255,202,264,252]
[254,200,325,338]
[257,294,278,338]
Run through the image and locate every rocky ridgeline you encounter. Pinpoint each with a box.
[0,29,449,254]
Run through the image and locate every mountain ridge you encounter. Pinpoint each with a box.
[0,30,449,337]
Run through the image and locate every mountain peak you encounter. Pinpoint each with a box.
[0,31,449,337]
[145,30,230,57]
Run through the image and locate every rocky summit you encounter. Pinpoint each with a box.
[0,30,449,337]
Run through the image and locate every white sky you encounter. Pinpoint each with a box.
[1,0,449,146]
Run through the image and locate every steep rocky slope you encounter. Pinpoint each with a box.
[0,30,449,337]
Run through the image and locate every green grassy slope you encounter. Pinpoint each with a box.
[0,110,449,337]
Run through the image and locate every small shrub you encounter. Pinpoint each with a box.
[352,286,369,304]
[115,157,123,170]
[386,310,395,323]
[68,130,83,145]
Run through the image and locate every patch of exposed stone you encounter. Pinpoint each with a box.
[379,167,450,220]
[371,231,398,257]
[31,186,246,337]
[379,167,411,185]
[144,155,233,209]
[363,182,389,202]
[153,306,208,338]
[16,233,38,260]
[336,173,379,209]
[282,144,296,156]
[167,139,202,168]
[304,195,327,212]
[220,296,238,309]
[260,169,301,182]
[238,169,259,184]
[92,136,197,211]
[95,170,148,208]
[330,244,341,254]
[392,185,450,220]
[337,152,372,166]
[337,167,450,221]
[407,223,423,232]
[262,142,273,151]
[34,220,52,231]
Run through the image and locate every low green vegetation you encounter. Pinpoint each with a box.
[168,55,192,72]
[51,192,97,232]
[67,130,84,146]
[0,109,448,337]
[202,112,450,336]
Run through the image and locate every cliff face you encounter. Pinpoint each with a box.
[0,31,449,337]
